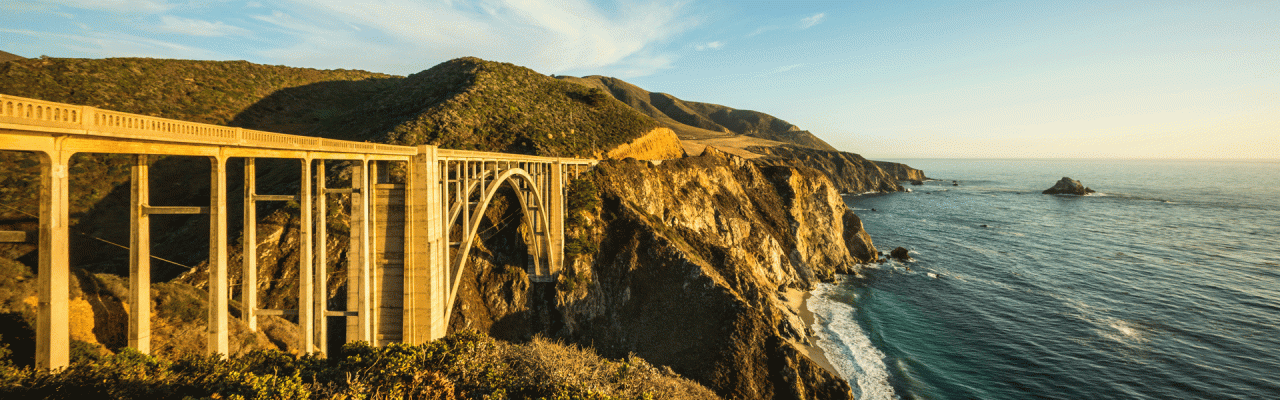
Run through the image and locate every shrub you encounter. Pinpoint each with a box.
[0,332,717,400]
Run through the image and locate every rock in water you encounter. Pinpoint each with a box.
[890,247,911,261]
[1042,177,1096,195]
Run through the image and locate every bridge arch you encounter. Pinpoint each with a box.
[444,166,553,318]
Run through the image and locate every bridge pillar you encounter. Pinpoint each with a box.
[404,145,446,343]
[36,145,71,370]
[299,158,315,353]
[314,161,328,354]
[242,159,257,331]
[347,160,372,343]
[548,161,564,276]
[129,155,151,354]
[207,154,230,357]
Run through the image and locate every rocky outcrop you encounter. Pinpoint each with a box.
[450,148,878,399]
[1042,177,1095,195]
[872,161,927,182]
[605,127,685,160]
[747,145,908,193]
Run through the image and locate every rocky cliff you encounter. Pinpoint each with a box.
[748,145,925,193]
[872,160,928,182]
[450,148,877,399]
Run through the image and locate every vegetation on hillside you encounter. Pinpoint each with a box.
[337,57,660,157]
[558,75,836,152]
[0,331,718,400]
[0,57,394,126]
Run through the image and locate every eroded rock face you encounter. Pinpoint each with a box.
[748,145,923,194]
[1042,177,1095,195]
[451,148,879,399]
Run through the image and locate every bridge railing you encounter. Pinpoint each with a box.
[437,148,599,165]
[0,94,416,156]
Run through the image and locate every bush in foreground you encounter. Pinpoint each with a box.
[0,331,718,400]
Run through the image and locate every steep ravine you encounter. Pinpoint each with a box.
[452,148,881,399]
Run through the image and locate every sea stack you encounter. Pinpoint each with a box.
[1042,177,1096,195]
[890,247,911,261]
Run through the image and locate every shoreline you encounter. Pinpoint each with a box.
[781,288,840,377]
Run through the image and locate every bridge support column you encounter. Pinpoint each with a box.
[208,154,230,357]
[299,158,315,353]
[37,145,71,370]
[129,155,151,354]
[315,161,328,354]
[347,160,372,343]
[548,161,564,276]
[405,145,445,343]
[242,158,257,331]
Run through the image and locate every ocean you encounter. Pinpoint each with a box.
[816,159,1280,400]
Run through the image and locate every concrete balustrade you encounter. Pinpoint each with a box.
[0,93,596,370]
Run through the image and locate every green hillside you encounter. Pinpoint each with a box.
[328,57,660,157]
[559,75,837,152]
[0,57,395,127]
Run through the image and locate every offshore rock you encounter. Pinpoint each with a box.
[1042,177,1096,195]
[890,247,911,261]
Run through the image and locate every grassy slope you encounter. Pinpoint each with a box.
[558,75,838,153]
[330,57,659,157]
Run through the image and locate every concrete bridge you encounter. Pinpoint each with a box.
[0,94,595,370]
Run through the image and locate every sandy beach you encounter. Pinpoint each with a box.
[781,288,841,377]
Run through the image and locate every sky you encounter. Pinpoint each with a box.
[2,0,1277,159]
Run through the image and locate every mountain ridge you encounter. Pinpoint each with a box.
[558,75,838,157]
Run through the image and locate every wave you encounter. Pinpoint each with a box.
[809,283,899,400]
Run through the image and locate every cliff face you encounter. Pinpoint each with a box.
[872,160,927,182]
[748,145,922,193]
[452,149,877,399]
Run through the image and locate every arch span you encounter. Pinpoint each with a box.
[444,167,554,321]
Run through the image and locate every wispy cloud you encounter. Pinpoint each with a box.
[772,63,804,73]
[695,41,724,51]
[42,0,175,13]
[1,27,219,59]
[754,63,805,78]
[800,12,825,29]
[155,16,251,37]
[250,0,695,76]
[747,25,778,37]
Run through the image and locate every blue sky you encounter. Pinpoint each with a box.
[2,0,1277,159]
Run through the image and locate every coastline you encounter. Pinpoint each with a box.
[782,288,840,377]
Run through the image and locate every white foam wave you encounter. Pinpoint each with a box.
[808,283,899,400]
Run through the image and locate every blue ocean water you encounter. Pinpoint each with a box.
[816,159,1280,400]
